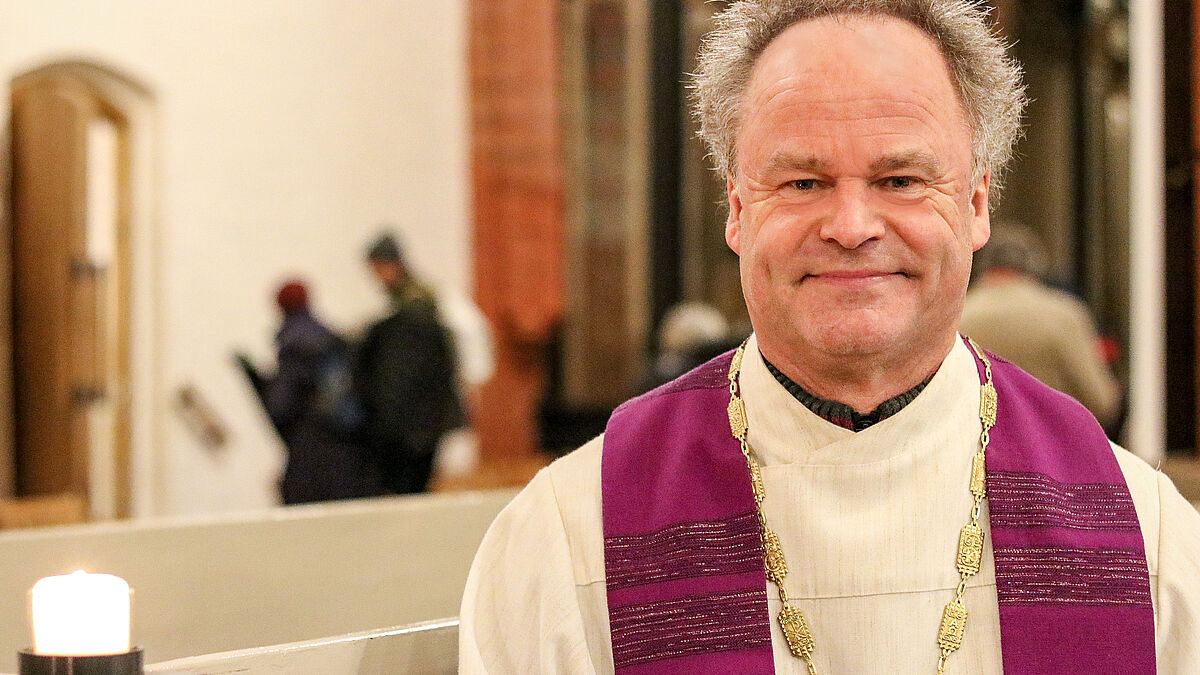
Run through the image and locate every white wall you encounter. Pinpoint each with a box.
[0,1,470,515]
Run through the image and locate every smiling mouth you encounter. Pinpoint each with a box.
[803,270,905,284]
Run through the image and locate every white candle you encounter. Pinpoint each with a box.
[30,571,131,656]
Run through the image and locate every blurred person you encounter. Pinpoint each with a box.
[359,233,465,494]
[364,230,494,406]
[431,287,495,478]
[460,1,1200,672]
[960,223,1121,430]
[251,280,385,504]
[428,273,496,479]
[638,302,735,392]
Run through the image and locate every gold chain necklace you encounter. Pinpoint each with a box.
[725,339,997,675]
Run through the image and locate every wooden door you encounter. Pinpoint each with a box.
[11,79,99,502]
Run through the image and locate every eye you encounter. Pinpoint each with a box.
[790,179,818,191]
[883,176,923,191]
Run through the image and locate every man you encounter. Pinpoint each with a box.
[638,301,733,392]
[365,231,494,479]
[460,1,1200,673]
[358,233,464,493]
[961,223,1122,431]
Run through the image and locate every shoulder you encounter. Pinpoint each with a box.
[460,437,609,672]
[1028,285,1097,324]
[278,315,336,356]
[1113,448,1200,663]
[1110,445,1200,578]
[485,436,606,585]
[369,306,444,341]
[1112,445,1167,574]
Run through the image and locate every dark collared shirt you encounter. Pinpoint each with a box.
[762,356,932,432]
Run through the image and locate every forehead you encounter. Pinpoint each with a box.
[739,14,970,159]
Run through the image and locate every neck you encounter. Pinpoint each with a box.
[758,333,955,415]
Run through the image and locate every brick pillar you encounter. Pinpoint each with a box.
[469,0,565,464]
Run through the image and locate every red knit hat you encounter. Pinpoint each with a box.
[275,280,309,313]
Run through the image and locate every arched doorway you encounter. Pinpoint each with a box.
[8,61,154,520]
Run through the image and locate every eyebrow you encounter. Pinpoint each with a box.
[763,152,830,176]
[870,150,944,176]
[761,149,945,177]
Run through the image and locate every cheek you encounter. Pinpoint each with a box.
[929,235,975,296]
[744,201,813,256]
[895,198,975,256]
[739,231,790,310]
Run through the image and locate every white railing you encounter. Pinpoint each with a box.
[147,618,458,675]
[0,490,514,672]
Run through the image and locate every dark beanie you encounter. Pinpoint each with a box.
[365,232,404,263]
[276,280,309,313]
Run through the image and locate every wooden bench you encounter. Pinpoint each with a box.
[0,490,513,671]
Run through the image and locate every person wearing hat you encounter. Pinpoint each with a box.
[364,233,439,314]
[357,233,465,493]
[260,279,385,504]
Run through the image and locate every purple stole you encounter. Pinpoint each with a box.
[601,340,1155,673]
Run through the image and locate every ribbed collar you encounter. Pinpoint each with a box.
[761,356,932,432]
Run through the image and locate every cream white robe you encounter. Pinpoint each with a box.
[460,335,1200,673]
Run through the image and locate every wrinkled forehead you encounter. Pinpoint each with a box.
[740,13,970,140]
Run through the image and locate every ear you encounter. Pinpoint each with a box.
[969,170,991,251]
[725,174,743,255]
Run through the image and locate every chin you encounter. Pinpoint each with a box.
[805,331,895,358]
[798,315,914,358]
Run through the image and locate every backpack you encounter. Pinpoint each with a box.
[311,338,367,439]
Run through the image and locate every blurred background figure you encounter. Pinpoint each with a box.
[638,302,736,393]
[238,280,385,505]
[429,289,494,481]
[960,224,1122,433]
[359,233,465,494]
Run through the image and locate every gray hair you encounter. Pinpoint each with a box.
[692,0,1027,194]
[974,222,1049,277]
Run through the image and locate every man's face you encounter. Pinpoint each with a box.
[369,259,404,289]
[726,15,991,372]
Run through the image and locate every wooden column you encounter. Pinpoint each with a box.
[1193,0,1200,456]
[469,0,566,465]
[0,110,11,498]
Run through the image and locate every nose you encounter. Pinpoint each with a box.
[818,181,884,249]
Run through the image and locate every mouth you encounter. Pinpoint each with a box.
[802,270,906,287]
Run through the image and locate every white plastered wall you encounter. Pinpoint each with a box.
[0,0,470,516]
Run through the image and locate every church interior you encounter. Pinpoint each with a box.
[0,0,1196,672]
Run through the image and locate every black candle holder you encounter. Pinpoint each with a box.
[18,648,143,675]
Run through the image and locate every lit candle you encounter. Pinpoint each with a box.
[30,571,130,656]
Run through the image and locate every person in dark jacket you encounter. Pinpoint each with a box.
[264,280,386,504]
[357,233,464,494]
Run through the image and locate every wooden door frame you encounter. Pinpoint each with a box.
[7,61,153,517]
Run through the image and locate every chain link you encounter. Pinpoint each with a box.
[726,339,997,674]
